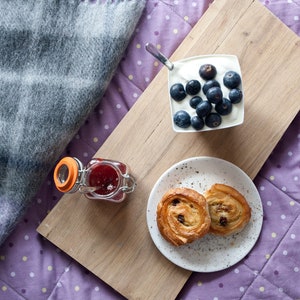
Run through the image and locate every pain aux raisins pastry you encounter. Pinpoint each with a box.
[204,183,251,236]
[156,187,211,246]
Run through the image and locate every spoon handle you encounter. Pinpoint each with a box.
[145,43,174,71]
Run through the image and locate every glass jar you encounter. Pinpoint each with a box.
[53,157,136,202]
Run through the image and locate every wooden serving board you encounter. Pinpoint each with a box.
[37,0,300,299]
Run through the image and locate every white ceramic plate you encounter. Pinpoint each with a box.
[146,157,263,272]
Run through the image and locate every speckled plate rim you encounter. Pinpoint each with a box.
[146,156,263,272]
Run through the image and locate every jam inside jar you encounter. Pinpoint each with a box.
[83,158,135,202]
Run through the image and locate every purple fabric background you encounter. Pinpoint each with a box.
[1,1,299,299]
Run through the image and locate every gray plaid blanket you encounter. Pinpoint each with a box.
[0,0,145,245]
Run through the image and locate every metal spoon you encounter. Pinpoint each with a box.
[145,43,174,71]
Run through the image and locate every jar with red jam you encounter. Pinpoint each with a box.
[53,157,136,202]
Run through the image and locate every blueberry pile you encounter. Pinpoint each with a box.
[170,63,243,131]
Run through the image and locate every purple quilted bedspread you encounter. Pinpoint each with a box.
[0,1,299,299]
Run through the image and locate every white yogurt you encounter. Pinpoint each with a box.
[168,55,244,132]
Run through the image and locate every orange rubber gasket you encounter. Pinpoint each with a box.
[53,157,79,193]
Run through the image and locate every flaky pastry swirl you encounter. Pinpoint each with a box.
[204,183,251,236]
[156,187,211,246]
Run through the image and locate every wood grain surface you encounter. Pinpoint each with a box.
[37,0,300,299]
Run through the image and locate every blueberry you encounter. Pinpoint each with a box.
[223,71,241,89]
[185,80,201,95]
[202,80,220,95]
[173,110,191,128]
[189,96,203,109]
[191,116,205,130]
[170,83,186,101]
[206,86,223,104]
[196,101,212,118]
[215,98,232,115]
[229,88,243,104]
[205,113,222,128]
[199,64,217,80]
